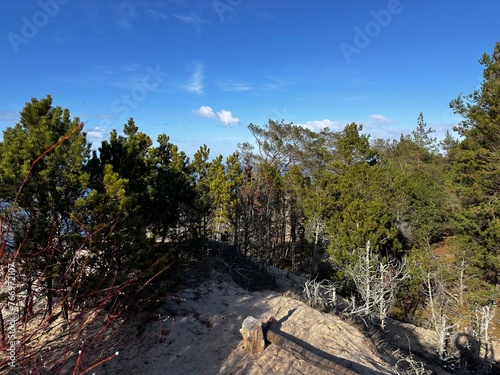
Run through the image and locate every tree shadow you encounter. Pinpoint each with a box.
[381,318,500,373]
[271,307,296,330]
[454,333,495,373]
[266,326,390,375]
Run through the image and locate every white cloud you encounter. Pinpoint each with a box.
[85,127,107,142]
[216,110,239,126]
[192,105,216,119]
[297,116,396,134]
[363,114,402,140]
[296,119,346,132]
[185,63,203,95]
[192,106,240,127]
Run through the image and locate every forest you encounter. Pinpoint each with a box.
[0,42,499,373]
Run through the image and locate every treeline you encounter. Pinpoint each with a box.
[1,42,499,370]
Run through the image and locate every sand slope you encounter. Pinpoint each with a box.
[105,268,395,375]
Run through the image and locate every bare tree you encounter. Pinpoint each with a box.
[303,278,340,311]
[473,304,496,363]
[423,271,457,361]
[348,241,408,329]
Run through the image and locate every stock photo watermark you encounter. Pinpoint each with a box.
[271,106,296,123]
[339,0,405,63]
[213,0,242,21]
[6,262,19,368]
[7,0,70,54]
[99,65,168,129]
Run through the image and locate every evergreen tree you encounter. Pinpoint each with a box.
[147,134,194,243]
[449,41,500,289]
[190,145,212,240]
[88,119,154,279]
[0,95,90,317]
[411,112,438,169]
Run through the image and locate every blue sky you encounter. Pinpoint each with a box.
[1,0,499,158]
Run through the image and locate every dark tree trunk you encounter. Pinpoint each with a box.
[22,279,33,322]
[46,275,53,318]
[0,309,5,346]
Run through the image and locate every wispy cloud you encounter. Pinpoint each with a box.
[262,75,294,92]
[0,111,19,123]
[106,1,170,30]
[120,63,140,72]
[192,105,240,126]
[91,63,140,77]
[82,1,205,34]
[185,63,204,95]
[55,64,144,88]
[174,11,206,33]
[111,1,137,30]
[369,114,394,124]
[215,79,252,92]
[146,9,168,21]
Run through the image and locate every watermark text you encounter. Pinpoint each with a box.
[339,0,404,63]
[6,263,18,367]
[7,0,70,54]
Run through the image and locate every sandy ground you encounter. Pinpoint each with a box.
[3,259,499,374]
[8,260,497,375]
[97,266,396,375]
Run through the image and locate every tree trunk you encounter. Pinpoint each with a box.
[240,316,265,354]
[46,275,53,318]
[22,279,33,322]
[313,220,320,259]
[0,309,5,346]
[233,209,238,248]
[364,241,371,316]
[243,211,250,257]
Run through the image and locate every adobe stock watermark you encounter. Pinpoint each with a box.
[7,0,70,54]
[339,0,405,63]
[6,262,19,368]
[271,106,296,123]
[101,65,168,128]
[213,0,242,21]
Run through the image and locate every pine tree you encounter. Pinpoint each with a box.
[411,112,438,169]
[449,41,500,289]
[0,95,90,317]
